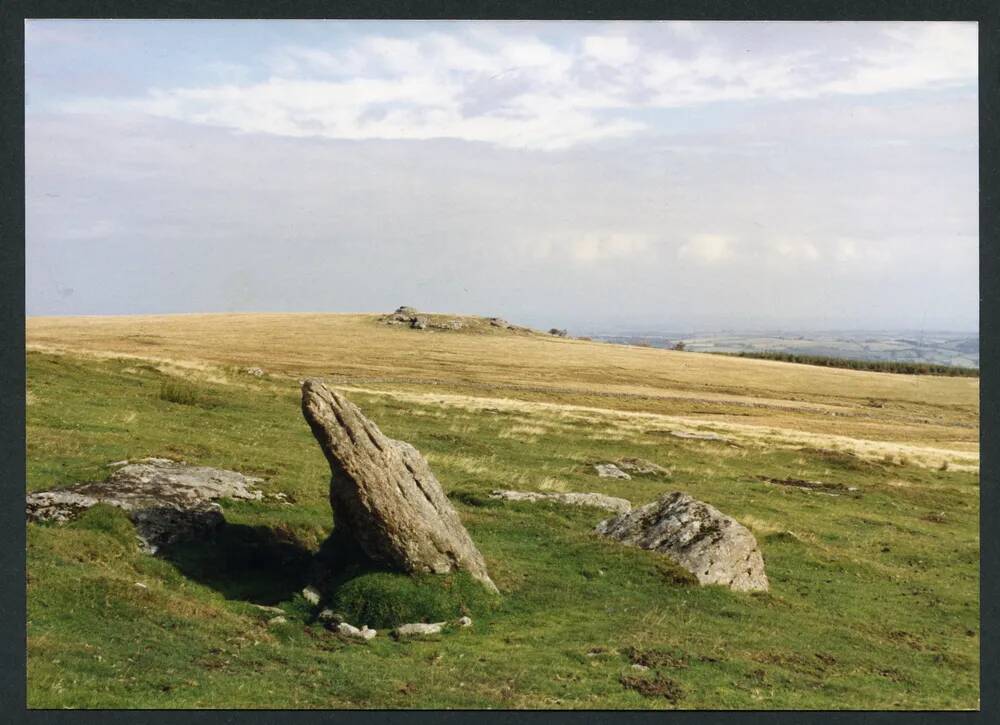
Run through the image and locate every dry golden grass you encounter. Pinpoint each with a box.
[27,312,978,467]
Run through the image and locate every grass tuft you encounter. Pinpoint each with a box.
[324,569,499,629]
[158,380,220,408]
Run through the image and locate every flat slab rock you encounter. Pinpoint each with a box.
[490,489,631,514]
[26,458,262,553]
[596,492,769,592]
[616,458,670,476]
[594,463,631,480]
[301,379,498,593]
[393,621,446,637]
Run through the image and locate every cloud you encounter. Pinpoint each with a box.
[769,239,820,261]
[582,35,639,65]
[52,22,977,150]
[524,232,650,264]
[570,233,650,263]
[833,237,892,266]
[678,234,735,264]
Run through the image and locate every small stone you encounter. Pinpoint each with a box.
[134,582,147,589]
[410,317,428,330]
[302,585,321,606]
[268,616,287,626]
[243,367,265,377]
[616,458,670,476]
[317,609,340,623]
[458,616,472,628]
[394,622,446,637]
[253,604,285,614]
[490,489,631,514]
[336,622,376,640]
[594,463,631,480]
[631,664,650,672]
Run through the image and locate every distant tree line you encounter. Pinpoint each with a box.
[712,351,979,377]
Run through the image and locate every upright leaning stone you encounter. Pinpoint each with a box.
[301,379,498,593]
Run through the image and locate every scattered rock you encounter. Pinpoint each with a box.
[594,463,631,480]
[267,491,294,506]
[394,622,446,637]
[631,663,650,672]
[317,609,340,623]
[253,604,286,614]
[302,585,321,606]
[756,476,860,497]
[268,616,288,626]
[670,431,727,442]
[549,328,568,337]
[490,489,631,514]
[489,318,509,328]
[458,616,472,628]
[337,622,377,640]
[394,306,418,317]
[243,367,265,377]
[301,380,498,593]
[410,317,428,330]
[25,459,263,553]
[596,492,769,592]
[617,458,670,476]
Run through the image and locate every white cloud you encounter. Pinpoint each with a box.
[678,234,735,264]
[55,22,977,150]
[571,233,649,263]
[770,239,820,261]
[526,232,650,264]
[582,35,639,65]
[833,237,892,266]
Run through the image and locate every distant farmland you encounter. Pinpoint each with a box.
[712,351,979,377]
[585,331,979,370]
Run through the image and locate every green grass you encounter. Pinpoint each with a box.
[26,351,979,709]
[713,351,979,377]
[323,570,499,630]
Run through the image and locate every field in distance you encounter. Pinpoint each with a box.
[26,312,979,708]
[586,330,979,369]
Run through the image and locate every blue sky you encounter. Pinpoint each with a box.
[25,20,978,331]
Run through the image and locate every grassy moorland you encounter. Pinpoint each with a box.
[25,314,979,709]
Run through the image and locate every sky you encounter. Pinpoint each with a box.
[25,20,979,332]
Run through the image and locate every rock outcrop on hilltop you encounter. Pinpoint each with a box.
[301,379,498,593]
[25,458,263,552]
[379,306,530,333]
[596,492,769,592]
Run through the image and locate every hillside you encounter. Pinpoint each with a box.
[25,312,980,709]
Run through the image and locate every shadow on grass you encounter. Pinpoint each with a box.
[159,520,316,606]
[157,520,498,628]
